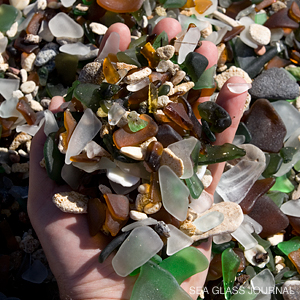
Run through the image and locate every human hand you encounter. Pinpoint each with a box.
[28,22,248,300]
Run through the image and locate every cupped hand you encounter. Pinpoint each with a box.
[28,22,247,300]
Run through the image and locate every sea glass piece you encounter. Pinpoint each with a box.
[103,208,126,236]
[159,246,209,284]
[103,56,120,84]
[281,199,300,217]
[144,141,163,172]
[104,194,129,221]
[280,147,298,163]
[166,224,193,256]
[22,260,48,284]
[156,124,183,147]
[107,167,140,187]
[163,103,193,131]
[65,108,102,164]
[167,136,198,179]
[127,111,148,132]
[16,99,37,126]
[97,32,121,62]
[48,12,84,38]
[239,178,275,214]
[108,103,126,126]
[44,110,59,136]
[242,98,286,153]
[216,160,265,204]
[277,236,300,256]
[55,53,78,87]
[27,11,45,35]
[115,160,150,180]
[152,31,169,50]
[60,42,90,56]
[113,114,158,149]
[61,0,76,7]
[243,215,263,235]
[96,0,144,13]
[0,4,19,33]
[122,218,158,232]
[248,195,289,238]
[87,198,106,236]
[289,215,300,234]
[267,190,288,207]
[185,172,204,199]
[222,26,245,43]
[222,248,241,300]
[251,269,275,295]
[148,82,158,114]
[194,211,224,232]
[158,165,189,221]
[140,42,160,69]
[262,153,282,178]
[231,224,258,250]
[60,110,77,150]
[212,241,235,254]
[183,52,208,85]
[112,226,163,277]
[288,1,300,22]
[130,260,192,300]
[264,8,299,29]
[198,143,246,165]
[288,249,300,273]
[271,173,295,193]
[194,65,216,90]
[0,78,20,100]
[271,100,300,141]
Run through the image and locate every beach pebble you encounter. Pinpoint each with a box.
[6,22,18,38]
[9,0,30,10]
[130,210,148,221]
[282,280,300,300]
[52,191,89,214]
[156,45,175,60]
[35,43,59,67]
[89,22,108,35]
[21,53,36,72]
[249,24,271,46]
[249,68,300,100]
[20,81,36,94]
[78,62,103,84]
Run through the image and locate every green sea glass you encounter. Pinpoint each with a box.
[294,159,300,171]
[153,31,169,50]
[262,153,283,178]
[0,4,19,33]
[117,49,141,67]
[73,83,101,112]
[83,22,96,45]
[252,232,271,250]
[65,80,81,102]
[194,65,216,90]
[127,111,148,132]
[267,191,288,207]
[158,84,171,96]
[130,260,193,300]
[270,173,295,193]
[212,241,235,254]
[255,10,267,25]
[222,248,241,300]
[38,67,49,87]
[236,122,252,143]
[286,65,300,81]
[159,0,188,9]
[277,236,300,256]
[159,247,209,284]
[184,173,204,199]
[280,147,298,163]
[198,143,246,165]
[46,83,68,98]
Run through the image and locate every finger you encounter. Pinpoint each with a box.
[152,17,182,42]
[195,41,219,70]
[205,76,248,195]
[98,22,131,53]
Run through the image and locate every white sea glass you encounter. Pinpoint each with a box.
[65,108,102,164]
[231,224,258,250]
[243,214,263,234]
[193,211,224,232]
[178,14,209,31]
[108,103,126,125]
[127,77,150,92]
[72,161,103,173]
[0,78,20,100]
[280,199,300,217]
[122,218,158,232]
[251,269,275,295]
[44,110,59,136]
[166,224,193,256]
[189,190,212,214]
[59,42,90,56]
[107,167,140,187]
[213,233,232,244]
[239,17,258,49]
[0,36,8,54]
[112,226,163,277]
[159,165,190,221]
[0,97,22,118]
[96,32,120,62]
[115,160,150,180]
[61,0,76,7]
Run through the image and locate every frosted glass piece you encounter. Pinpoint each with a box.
[109,180,140,195]
[107,167,140,187]
[231,224,258,250]
[0,78,20,100]
[198,15,231,30]
[213,233,232,244]
[127,77,150,92]
[243,214,263,234]
[270,28,284,42]
[271,100,300,141]
[0,36,8,53]
[275,127,300,177]
[61,0,76,7]
[122,218,158,232]
[178,14,209,31]
[159,165,190,221]
[280,199,300,217]
[215,26,228,45]
[216,160,265,204]
[193,211,224,232]
[21,260,48,284]
[85,141,110,158]
[178,27,200,64]
[48,12,84,38]
[112,226,163,277]
[44,110,59,136]
[96,32,120,62]
[195,165,207,180]
[65,108,102,164]
[16,124,40,136]
[59,42,90,56]
[108,103,126,126]
[72,161,103,173]
[166,224,193,256]
[251,269,275,295]
[189,190,212,214]
[204,31,218,44]
[0,97,22,118]
[168,136,198,179]
[115,160,150,180]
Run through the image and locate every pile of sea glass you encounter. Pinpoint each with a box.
[1,0,300,299]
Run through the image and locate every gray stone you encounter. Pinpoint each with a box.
[282,280,300,300]
[78,62,103,84]
[249,68,300,100]
[34,42,59,67]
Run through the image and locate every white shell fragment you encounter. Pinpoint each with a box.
[280,199,300,217]
[52,191,89,214]
[244,244,270,268]
[112,226,163,277]
[107,167,140,187]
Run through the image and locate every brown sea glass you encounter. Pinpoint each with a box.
[233,248,246,272]
[0,117,18,138]
[140,42,160,69]
[150,172,162,203]
[222,26,245,43]
[16,98,37,125]
[288,248,300,273]
[14,31,39,54]
[248,194,289,238]
[163,102,194,131]
[113,114,158,149]
[290,49,300,65]
[255,0,275,12]
[149,72,172,83]
[288,216,300,235]
[264,8,299,29]
[87,198,106,236]
[26,11,45,35]
[265,56,291,69]
[156,124,183,147]
[128,84,149,107]
[239,178,276,214]
[103,209,125,236]
[225,0,252,19]
[242,98,286,153]
[207,253,222,281]
[96,0,144,13]
[144,141,163,172]
[104,193,129,221]
[103,56,120,84]
[288,1,300,23]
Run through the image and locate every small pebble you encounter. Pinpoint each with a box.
[20,81,36,94]
[35,43,59,67]
[89,22,108,35]
[156,45,175,60]
[130,210,148,221]
[282,280,300,300]
[249,24,271,46]
[20,69,28,83]
[6,22,18,38]
[21,52,36,72]
[9,0,30,10]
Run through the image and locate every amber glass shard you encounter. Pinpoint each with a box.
[218,46,228,67]
[222,26,245,43]
[103,209,126,236]
[0,117,18,138]
[163,102,193,131]
[265,56,291,69]
[26,11,45,35]
[288,249,300,273]
[96,0,143,13]
[200,83,217,97]
[150,172,162,204]
[288,1,300,22]
[264,8,299,29]
[288,216,300,235]
[144,141,163,172]
[16,98,37,125]
[225,0,252,19]
[128,84,149,106]
[103,56,120,85]
[113,114,158,149]
[148,82,158,113]
[140,42,160,69]
[104,193,130,221]
[195,0,213,14]
[87,198,106,236]
[60,110,77,150]
[70,152,100,162]
[255,0,275,12]
[182,0,195,9]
